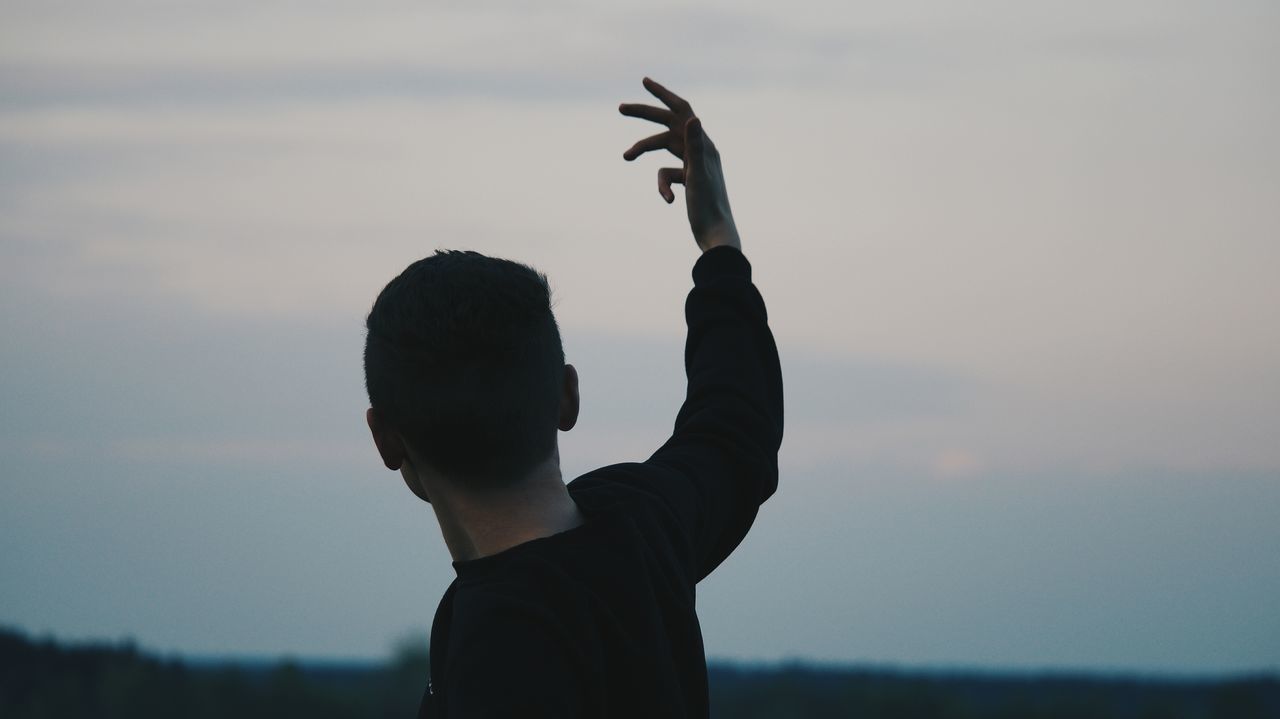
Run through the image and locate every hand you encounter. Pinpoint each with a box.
[619,77,741,253]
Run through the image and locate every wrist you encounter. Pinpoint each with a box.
[696,220,741,253]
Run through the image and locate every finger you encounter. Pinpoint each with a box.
[623,131,679,161]
[643,77,691,114]
[618,103,677,125]
[657,167,685,204]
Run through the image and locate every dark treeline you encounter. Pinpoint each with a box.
[2,627,1276,718]
[0,628,427,719]
[709,664,1277,719]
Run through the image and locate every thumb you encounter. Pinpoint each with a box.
[684,117,703,158]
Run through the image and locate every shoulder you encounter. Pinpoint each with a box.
[570,462,698,532]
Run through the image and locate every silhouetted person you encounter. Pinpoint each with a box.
[363,78,783,718]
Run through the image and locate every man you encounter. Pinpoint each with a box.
[363,78,783,718]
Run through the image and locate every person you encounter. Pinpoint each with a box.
[363,77,783,718]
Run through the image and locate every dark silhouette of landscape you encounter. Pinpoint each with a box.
[2,627,1275,718]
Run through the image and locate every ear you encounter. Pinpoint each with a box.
[559,364,580,432]
[366,407,406,471]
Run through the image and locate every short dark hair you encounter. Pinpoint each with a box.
[364,250,565,484]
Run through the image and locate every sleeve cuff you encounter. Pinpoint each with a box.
[691,245,751,285]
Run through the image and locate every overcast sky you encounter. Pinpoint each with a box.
[1,0,1277,674]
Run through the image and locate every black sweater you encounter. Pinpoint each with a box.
[419,246,784,718]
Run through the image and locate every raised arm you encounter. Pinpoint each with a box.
[619,78,784,581]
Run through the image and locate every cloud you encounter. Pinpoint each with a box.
[5,0,1252,112]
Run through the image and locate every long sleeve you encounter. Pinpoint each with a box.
[644,245,784,581]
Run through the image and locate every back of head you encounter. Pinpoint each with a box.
[364,250,564,486]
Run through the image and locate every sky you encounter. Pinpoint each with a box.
[1,0,1278,674]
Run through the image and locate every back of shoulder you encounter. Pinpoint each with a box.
[570,463,698,554]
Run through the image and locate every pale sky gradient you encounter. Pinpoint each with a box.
[1,0,1278,673]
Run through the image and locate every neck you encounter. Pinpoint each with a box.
[424,453,585,563]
